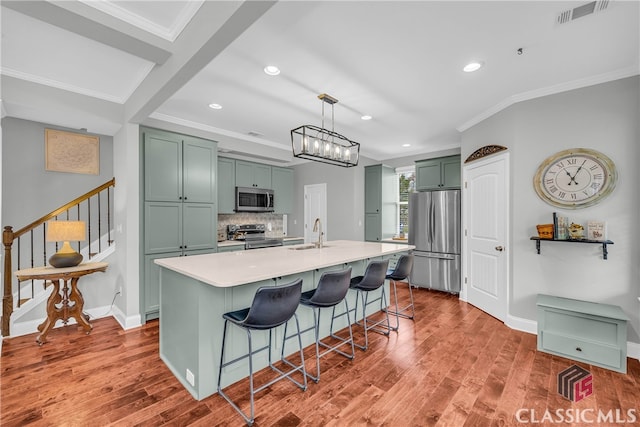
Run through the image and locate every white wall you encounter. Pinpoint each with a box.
[112,123,142,329]
[461,76,640,343]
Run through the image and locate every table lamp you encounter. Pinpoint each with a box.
[47,220,86,268]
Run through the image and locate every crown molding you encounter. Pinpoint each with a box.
[80,0,204,42]
[457,66,640,133]
[148,112,291,152]
[1,65,153,105]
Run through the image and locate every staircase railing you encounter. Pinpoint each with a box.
[2,178,115,337]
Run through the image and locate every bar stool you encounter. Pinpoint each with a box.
[287,267,354,383]
[385,254,415,331]
[340,259,390,351]
[217,279,307,426]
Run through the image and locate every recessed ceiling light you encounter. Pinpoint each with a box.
[361,115,372,121]
[463,61,483,72]
[264,65,280,76]
[208,103,222,109]
[402,143,411,147]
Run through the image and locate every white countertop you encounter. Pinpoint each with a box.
[156,240,414,288]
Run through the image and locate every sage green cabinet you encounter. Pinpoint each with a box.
[364,164,397,242]
[236,160,272,189]
[144,129,216,202]
[217,157,236,214]
[537,294,629,373]
[271,166,294,214]
[415,155,461,191]
[141,127,217,321]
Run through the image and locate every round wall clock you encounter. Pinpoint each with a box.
[533,148,617,209]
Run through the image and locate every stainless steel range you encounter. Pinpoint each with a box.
[227,224,283,249]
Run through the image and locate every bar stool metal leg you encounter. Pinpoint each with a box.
[284,267,355,383]
[217,279,306,426]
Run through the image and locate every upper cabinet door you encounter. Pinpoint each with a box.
[235,160,272,188]
[183,138,216,203]
[441,156,461,189]
[272,167,293,213]
[364,166,381,213]
[254,164,272,189]
[415,159,441,191]
[235,160,255,188]
[144,131,182,201]
[217,157,236,214]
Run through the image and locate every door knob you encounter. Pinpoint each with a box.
[495,246,504,252]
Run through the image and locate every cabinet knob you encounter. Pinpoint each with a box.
[576,347,582,352]
[184,197,187,200]
[179,196,183,200]
[495,246,504,252]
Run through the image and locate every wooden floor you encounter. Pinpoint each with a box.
[2,287,639,426]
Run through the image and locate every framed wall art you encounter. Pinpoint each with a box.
[45,129,99,175]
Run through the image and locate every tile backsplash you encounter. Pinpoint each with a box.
[218,213,285,238]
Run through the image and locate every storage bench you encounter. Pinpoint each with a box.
[537,294,628,373]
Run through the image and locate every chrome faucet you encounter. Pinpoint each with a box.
[313,218,323,248]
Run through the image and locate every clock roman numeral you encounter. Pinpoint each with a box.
[570,193,577,200]
[545,178,554,185]
[558,191,566,199]
[589,164,599,171]
[593,173,604,180]
[548,185,558,194]
[567,158,577,165]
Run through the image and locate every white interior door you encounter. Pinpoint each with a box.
[304,183,327,244]
[462,153,509,322]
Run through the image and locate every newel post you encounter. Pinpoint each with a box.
[2,226,14,337]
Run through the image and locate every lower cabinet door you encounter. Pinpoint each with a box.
[145,252,181,320]
[365,213,381,242]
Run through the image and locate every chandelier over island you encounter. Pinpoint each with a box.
[291,93,360,167]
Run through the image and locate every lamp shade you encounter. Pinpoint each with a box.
[47,221,86,242]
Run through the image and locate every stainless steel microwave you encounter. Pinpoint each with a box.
[235,187,274,212]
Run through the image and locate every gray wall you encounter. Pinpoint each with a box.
[1,117,115,318]
[2,117,114,227]
[461,76,640,343]
[290,156,378,241]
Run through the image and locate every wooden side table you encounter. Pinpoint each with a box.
[15,262,108,345]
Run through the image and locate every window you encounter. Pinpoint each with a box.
[397,167,415,237]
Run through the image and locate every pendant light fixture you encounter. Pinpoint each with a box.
[291,93,360,167]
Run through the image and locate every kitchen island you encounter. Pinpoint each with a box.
[155,240,413,400]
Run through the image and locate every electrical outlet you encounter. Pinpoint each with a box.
[186,369,195,387]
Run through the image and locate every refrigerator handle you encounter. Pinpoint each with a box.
[429,198,435,244]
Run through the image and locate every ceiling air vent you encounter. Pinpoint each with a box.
[556,0,610,25]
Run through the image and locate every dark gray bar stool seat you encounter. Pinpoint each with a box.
[217,279,307,426]
[384,254,415,331]
[333,259,390,351]
[288,267,355,383]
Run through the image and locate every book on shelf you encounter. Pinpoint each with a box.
[557,216,568,240]
[552,212,569,240]
[587,221,607,241]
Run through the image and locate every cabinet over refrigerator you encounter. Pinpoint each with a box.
[408,190,461,294]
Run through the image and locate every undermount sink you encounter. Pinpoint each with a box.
[288,244,330,250]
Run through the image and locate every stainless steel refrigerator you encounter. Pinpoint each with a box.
[408,190,461,293]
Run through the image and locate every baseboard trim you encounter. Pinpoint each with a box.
[112,305,142,330]
[505,313,537,335]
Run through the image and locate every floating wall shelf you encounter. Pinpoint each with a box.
[530,237,614,260]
